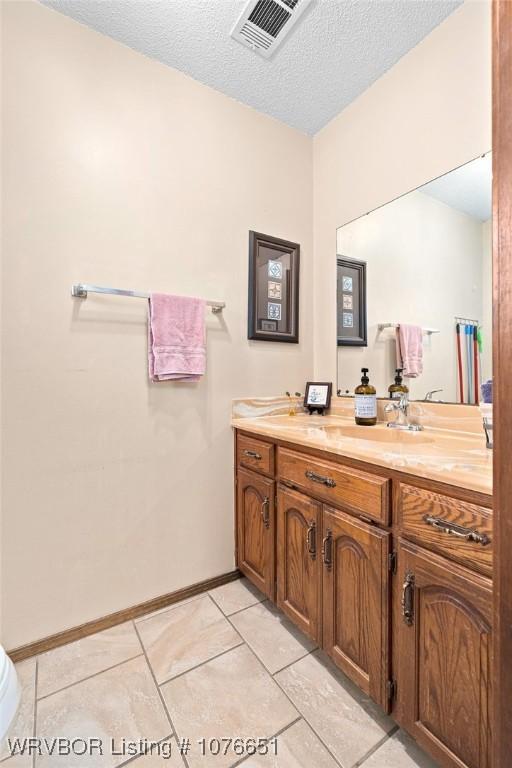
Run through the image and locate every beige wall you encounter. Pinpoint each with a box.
[336,191,485,402]
[314,0,492,385]
[1,0,492,649]
[1,1,313,648]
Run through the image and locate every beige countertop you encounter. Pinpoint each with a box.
[231,413,493,498]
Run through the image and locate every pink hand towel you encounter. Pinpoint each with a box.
[396,324,423,378]
[148,293,206,382]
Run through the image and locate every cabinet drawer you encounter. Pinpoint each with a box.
[278,448,390,525]
[237,434,275,477]
[398,483,492,576]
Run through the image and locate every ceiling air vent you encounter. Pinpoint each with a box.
[231,0,312,59]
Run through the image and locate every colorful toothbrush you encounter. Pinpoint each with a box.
[456,323,464,404]
[473,325,479,404]
[466,324,473,404]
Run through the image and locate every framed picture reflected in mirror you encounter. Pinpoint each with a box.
[337,256,367,346]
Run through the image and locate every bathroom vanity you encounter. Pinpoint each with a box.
[232,406,492,768]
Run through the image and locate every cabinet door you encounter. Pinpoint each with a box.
[396,539,492,768]
[277,485,322,643]
[236,468,275,599]
[322,506,391,710]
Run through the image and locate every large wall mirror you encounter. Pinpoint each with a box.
[336,153,492,404]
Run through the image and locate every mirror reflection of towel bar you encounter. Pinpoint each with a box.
[378,323,440,335]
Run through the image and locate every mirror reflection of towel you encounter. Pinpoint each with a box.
[396,324,423,378]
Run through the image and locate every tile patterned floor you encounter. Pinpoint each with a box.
[1,578,439,768]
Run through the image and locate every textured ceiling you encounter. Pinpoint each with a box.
[41,0,462,135]
[421,154,492,222]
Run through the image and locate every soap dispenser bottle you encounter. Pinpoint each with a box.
[388,369,409,400]
[354,368,377,426]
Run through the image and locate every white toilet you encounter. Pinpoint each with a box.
[0,645,20,743]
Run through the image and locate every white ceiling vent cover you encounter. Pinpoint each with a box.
[231,0,312,59]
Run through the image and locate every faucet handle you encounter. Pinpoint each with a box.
[386,392,409,415]
[424,389,443,401]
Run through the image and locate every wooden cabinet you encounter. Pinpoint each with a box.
[236,468,275,599]
[234,429,493,768]
[276,485,322,643]
[322,506,391,710]
[396,539,492,768]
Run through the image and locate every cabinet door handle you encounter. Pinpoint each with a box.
[322,529,333,569]
[306,521,316,559]
[261,497,270,529]
[244,449,262,460]
[305,470,336,488]
[423,514,490,546]
[402,571,415,625]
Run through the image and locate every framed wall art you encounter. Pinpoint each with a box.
[248,231,300,343]
[337,256,367,346]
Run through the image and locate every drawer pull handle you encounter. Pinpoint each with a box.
[261,497,270,529]
[423,514,490,546]
[322,529,333,569]
[402,571,415,626]
[305,470,336,488]
[306,521,316,559]
[244,449,262,460]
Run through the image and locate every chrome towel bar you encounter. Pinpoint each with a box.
[71,283,225,313]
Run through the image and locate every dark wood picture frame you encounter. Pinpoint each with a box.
[248,231,300,343]
[337,256,367,346]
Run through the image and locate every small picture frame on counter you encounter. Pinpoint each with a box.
[304,382,332,415]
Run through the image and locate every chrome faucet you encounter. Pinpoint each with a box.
[423,389,444,402]
[385,393,423,431]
